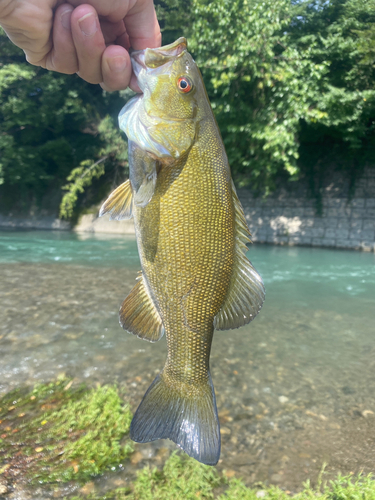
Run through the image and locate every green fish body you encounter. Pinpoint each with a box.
[100,38,265,465]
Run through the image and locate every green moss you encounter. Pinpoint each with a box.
[0,379,132,484]
[2,382,375,499]
[68,454,375,500]
[129,452,222,500]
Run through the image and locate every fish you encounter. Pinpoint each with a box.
[99,37,265,466]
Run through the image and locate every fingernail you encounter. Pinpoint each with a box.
[108,56,127,73]
[61,9,72,30]
[78,12,98,37]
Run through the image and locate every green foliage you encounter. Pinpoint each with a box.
[59,115,128,219]
[287,0,375,198]
[0,379,133,483]
[0,27,127,215]
[68,453,375,500]
[2,0,375,210]
[158,0,375,192]
[186,0,323,190]
[1,380,375,500]
[128,452,222,500]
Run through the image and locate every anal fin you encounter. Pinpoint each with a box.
[99,179,133,220]
[214,181,265,330]
[120,274,164,342]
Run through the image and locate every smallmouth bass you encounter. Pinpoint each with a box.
[100,38,265,465]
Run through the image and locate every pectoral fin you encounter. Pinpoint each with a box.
[99,179,133,220]
[129,141,157,207]
[133,169,157,207]
[214,181,265,330]
[120,274,164,342]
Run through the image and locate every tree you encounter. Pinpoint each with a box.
[2,0,375,218]
[0,28,128,217]
[289,0,375,195]
[159,0,375,193]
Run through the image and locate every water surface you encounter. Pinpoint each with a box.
[1,230,374,496]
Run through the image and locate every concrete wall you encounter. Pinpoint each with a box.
[74,213,134,235]
[0,214,70,230]
[1,168,374,252]
[238,167,375,252]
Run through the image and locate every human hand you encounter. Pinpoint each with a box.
[0,0,161,91]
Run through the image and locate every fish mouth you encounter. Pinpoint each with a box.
[131,37,187,86]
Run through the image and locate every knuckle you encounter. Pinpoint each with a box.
[77,72,102,85]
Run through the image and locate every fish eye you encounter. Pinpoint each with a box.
[177,76,193,93]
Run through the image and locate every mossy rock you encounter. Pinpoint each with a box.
[0,378,133,485]
[68,453,375,500]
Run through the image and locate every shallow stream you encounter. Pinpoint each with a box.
[1,230,375,497]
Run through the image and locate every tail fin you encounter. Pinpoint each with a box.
[130,372,220,465]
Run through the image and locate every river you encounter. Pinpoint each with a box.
[1,230,375,496]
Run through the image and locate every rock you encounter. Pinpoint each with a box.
[270,473,282,483]
[155,447,169,461]
[224,469,236,478]
[234,412,253,421]
[278,396,289,404]
[79,482,95,495]
[305,410,327,421]
[113,478,127,487]
[219,409,233,424]
[139,446,156,459]
[231,453,254,466]
[342,386,356,395]
[0,484,8,495]
[362,410,374,418]
[75,213,134,235]
[328,422,341,429]
[130,451,143,465]
[256,490,266,498]
[220,427,231,435]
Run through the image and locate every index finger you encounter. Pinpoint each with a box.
[124,0,161,50]
[66,0,161,50]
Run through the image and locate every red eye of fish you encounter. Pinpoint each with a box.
[177,76,193,93]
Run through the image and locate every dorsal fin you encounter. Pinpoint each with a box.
[99,180,133,220]
[214,181,265,330]
[120,274,165,343]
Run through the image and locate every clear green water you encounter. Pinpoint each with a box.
[0,229,140,267]
[1,229,374,312]
[1,230,375,494]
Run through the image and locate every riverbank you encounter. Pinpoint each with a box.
[1,168,374,251]
[1,379,375,500]
[238,166,375,252]
[0,214,70,231]
[2,231,375,496]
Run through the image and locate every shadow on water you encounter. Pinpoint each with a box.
[1,230,375,495]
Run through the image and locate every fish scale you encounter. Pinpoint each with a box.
[100,37,265,465]
[135,144,233,385]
